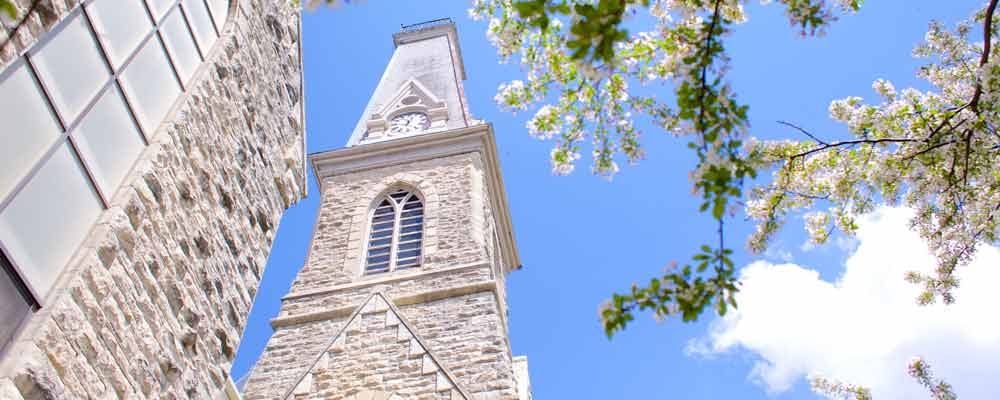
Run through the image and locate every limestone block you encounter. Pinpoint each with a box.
[436,371,452,391]
[384,311,400,327]
[330,334,346,353]
[396,324,410,342]
[293,373,312,396]
[408,339,425,357]
[421,354,437,375]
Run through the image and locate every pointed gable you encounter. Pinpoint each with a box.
[282,292,472,400]
[361,79,450,144]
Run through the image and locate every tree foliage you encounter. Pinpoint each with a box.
[470,0,998,397]
[470,0,1000,339]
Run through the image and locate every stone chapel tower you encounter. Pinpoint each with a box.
[242,19,532,400]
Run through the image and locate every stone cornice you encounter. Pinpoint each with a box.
[270,281,499,329]
[282,261,488,301]
[310,124,522,273]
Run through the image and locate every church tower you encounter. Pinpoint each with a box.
[243,19,531,400]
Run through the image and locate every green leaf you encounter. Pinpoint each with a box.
[0,0,16,20]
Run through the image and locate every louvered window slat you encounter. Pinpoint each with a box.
[363,189,424,275]
[400,232,422,242]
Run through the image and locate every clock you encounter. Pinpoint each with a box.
[389,112,430,134]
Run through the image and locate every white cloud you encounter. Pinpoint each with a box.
[690,207,1000,399]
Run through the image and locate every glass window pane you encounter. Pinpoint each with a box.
[401,209,422,218]
[207,0,229,29]
[0,64,62,199]
[366,264,389,274]
[121,38,181,134]
[86,0,153,69]
[0,254,33,352]
[0,143,103,297]
[400,216,423,225]
[183,0,217,53]
[160,8,202,84]
[366,255,390,265]
[400,232,422,242]
[398,241,421,251]
[145,0,174,22]
[71,87,145,195]
[389,192,408,202]
[397,249,421,259]
[30,12,109,122]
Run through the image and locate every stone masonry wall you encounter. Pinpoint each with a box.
[400,292,517,400]
[290,292,509,400]
[245,149,518,400]
[290,153,490,291]
[0,0,306,398]
[246,290,516,400]
[303,305,450,400]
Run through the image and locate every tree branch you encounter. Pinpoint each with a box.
[695,0,724,139]
[970,0,998,112]
[900,138,960,160]
[778,120,828,145]
[924,103,969,143]
[789,137,918,161]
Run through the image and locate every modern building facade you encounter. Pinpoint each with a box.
[241,20,532,400]
[0,0,306,398]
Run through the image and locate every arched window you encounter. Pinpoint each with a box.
[365,188,423,274]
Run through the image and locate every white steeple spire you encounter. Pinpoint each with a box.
[346,19,471,146]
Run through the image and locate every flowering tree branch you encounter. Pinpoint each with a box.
[471,0,1000,345]
[969,0,998,112]
[471,0,862,336]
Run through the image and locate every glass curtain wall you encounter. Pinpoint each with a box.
[0,0,230,352]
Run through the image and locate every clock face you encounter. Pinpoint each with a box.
[389,112,429,134]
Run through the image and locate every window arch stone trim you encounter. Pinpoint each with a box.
[347,174,439,279]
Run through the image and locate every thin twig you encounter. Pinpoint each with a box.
[783,190,830,200]
[900,138,960,160]
[778,120,828,145]
[924,103,969,143]
[789,137,919,161]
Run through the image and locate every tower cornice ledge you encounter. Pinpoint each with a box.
[310,124,521,272]
[269,280,500,329]
[281,260,489,301]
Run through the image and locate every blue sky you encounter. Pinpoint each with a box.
[232,1,992,398]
